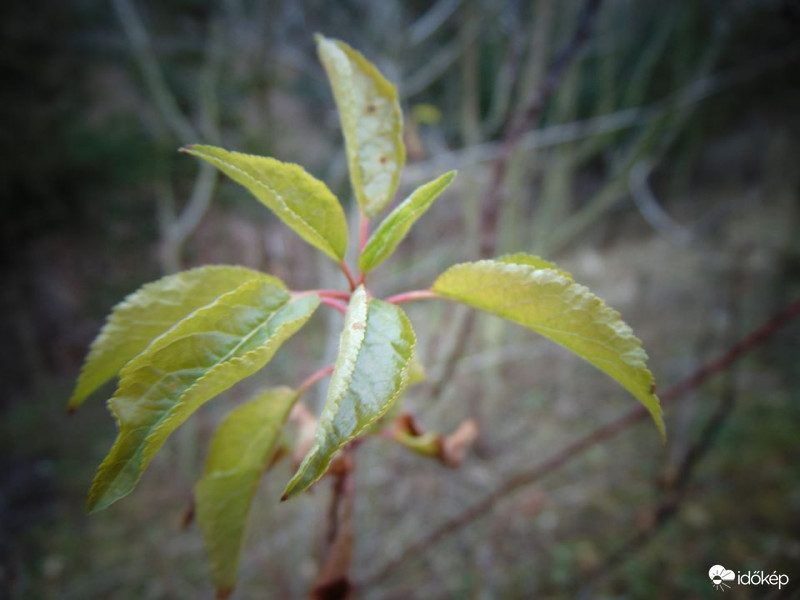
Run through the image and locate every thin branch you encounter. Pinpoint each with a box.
[402,43,800,188]
[112,0,197,144]
[385,290,440,305]
[427,0,605,413]
[479,0,603,258]
[308,289,352,301]
[321,297,348,315]
[575,265,745,596]
[297,365,335,399]
[358,212,370,253]
[338,261,358,291]
[356,297,800,588]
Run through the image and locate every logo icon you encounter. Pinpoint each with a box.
[709,565,735,591]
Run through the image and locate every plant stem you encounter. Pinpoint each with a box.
[358,211,370,252]
[297,365,335,398]
[312,449,356,599]
[338,261,358,291]
[385,290,440,305]
[320,297,348,315]
[313,289,352,301]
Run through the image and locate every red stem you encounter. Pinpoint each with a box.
[321,297,348,315]
[385,290,440,305]
[338,261,358,291]
[358,212,370,253]
[297,365,335,398]
[313,289,351,301]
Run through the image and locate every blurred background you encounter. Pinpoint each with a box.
[2,0,799,598]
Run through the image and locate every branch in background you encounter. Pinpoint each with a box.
[113,0,223,274]
[408,0,462,46]
[312,452,356,600]
[629,159,694,245]
[479,0,603,258]
[357,297,800,589]
[428,0,604,409]
[112,0,197,145]
[575,262,745,597]
[402,43,800,188]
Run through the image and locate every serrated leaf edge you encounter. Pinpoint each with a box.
[282,290,415,499]
[358,170,456,271]
[88,292,319,512]
[69,265,268,410]
[183,146,346,260]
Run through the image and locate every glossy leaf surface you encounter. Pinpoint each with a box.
[69,266,265,411]
[88,280,319,512]
[433,259,664,437]
[196,387,296,594]
[182,145,348,261]
[316,35,405,217]
[358,171,456,271]
[283,286,415,498]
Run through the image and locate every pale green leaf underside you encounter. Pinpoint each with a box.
[316,35,405,217]
[182,145,348,261]
[358,170,456,271]
[88,280,319,512]
[283,286,415,498]
[196,386,296,593]
[432,259,664,438]
[69,266,267,411]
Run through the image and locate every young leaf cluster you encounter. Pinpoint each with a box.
[71,34,663,595]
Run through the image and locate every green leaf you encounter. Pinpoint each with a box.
[358,171,456,271]
[88,280,319,512]
[282,286,415,498]
[407,351,427,387]
[181,145,348,261]
[432,259,664,438]
[497,253,573,279]
[316,34,405,217]
[196,386,296,595]
[69,266,267,412]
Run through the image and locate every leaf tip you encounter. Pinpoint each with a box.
[66,405,77,416]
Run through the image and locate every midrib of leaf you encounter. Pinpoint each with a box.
[89,292,318,511]
[115,301,291,442]
[282,289,415,498]
[187,148,338,258]
[70,266,267,409]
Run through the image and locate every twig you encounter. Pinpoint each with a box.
[428,0,604,415]
[311,450,356,600]
[385,290,439,305]
[297,366,335,399]
[629,159,693,245]
[479,0,603,258]
[111,0,197,144]
[358,212,370,253]
[338,261,358,291]
[575,263,745,597]
[321,297,348,315]
[356,297,800,588]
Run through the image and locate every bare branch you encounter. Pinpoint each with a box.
[357,297,800,588]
